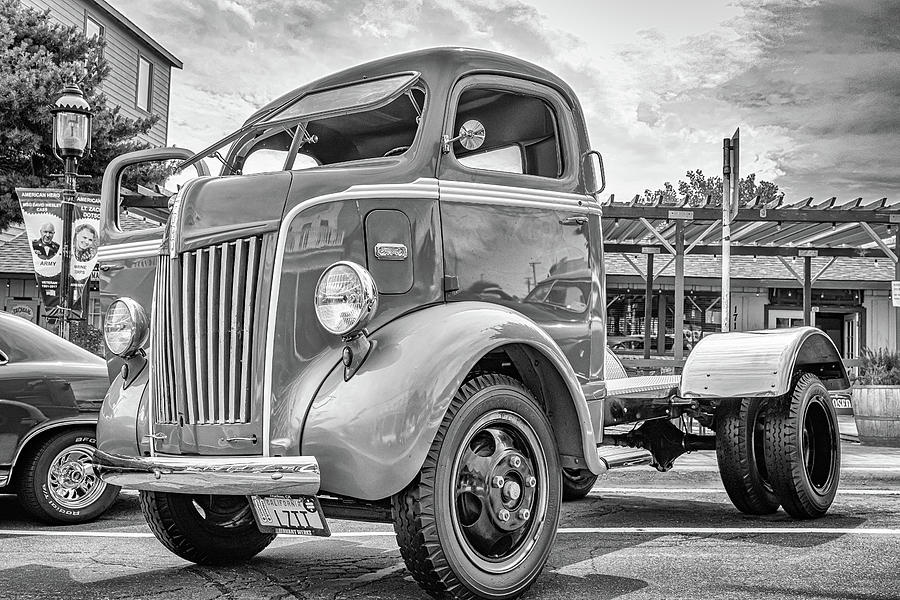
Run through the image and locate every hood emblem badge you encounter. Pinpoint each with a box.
[374,243,408,261]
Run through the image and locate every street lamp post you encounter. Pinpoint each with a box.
[49,83,92,339]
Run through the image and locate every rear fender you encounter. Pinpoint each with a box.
[301,301,599,500]
[680,327,850,399]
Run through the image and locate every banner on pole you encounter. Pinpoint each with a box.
[15,188,100,319]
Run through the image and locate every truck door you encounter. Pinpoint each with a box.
[437,75,598,380]
[98,149,208,380]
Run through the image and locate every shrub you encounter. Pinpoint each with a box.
[856,348,900,386]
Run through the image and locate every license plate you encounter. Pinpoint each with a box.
[250,495,330,537]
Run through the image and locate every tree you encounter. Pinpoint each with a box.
[640,170,785,207]
[0,0,160,230]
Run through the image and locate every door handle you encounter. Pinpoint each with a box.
[99,263,125,272]
[559,215,588,226]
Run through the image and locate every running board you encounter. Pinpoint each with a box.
[596,446,653,471]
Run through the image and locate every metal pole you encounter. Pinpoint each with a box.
[643,252,654,359]
[657,289,666,356]
[58,156,77,340]
[674,221,685,362]
[895,233,900,352]
[721,138,731,333]
[803,256,812,326]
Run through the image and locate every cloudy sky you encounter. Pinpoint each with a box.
[117,0,899,203]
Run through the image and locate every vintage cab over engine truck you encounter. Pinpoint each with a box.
[95,48,847,599]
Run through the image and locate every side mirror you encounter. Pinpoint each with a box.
[581,150,606,197]
[442,119,486,153]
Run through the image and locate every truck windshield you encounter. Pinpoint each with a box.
[179,73,423,176]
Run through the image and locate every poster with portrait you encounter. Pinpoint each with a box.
[15,188,101,319]
[16,188,64,311]
[69,192,101,318]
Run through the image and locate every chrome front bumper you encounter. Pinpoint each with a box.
[93,450,320,496]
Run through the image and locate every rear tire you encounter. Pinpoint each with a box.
[715,398,780,515]
[562,468,598,501]
[764,373,841,519]
[140,491,275,564]
[392,374,561,599]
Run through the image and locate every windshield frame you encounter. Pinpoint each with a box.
[177,71,422,176]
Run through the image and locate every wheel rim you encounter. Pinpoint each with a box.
[449,409,548,574]
[801,394,837,492]
[47,443,108,510]
[190,495,255,529]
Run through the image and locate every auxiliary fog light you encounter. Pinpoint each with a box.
[314,261,378,337]
[104,297,149,357]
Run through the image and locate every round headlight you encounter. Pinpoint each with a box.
[104,297,149,357]
[314,261,378,336]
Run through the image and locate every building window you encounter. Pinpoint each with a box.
[137,55,153,112]
[85,15,104,42]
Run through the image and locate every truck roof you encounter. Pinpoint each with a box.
[244,47,579,126]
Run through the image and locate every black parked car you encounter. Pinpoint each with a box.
[0,312,118,523]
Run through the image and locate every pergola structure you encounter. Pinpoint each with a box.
[601,194,900,364]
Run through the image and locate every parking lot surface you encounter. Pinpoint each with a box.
[1,440,898,600]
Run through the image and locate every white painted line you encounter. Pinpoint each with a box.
[4,526,900,540]
[558,527,900,535]
[619,465,900,473]
[591,488,900,496]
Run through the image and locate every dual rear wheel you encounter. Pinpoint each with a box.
[716,373,841,519]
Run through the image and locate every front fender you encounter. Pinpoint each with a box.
[681,327,850,399]
[301,301,598,500]
[97,355,151,458]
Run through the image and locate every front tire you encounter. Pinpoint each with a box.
[16,428,120,524]
[392,374,561,599]
[140,492,275,564]
[764,373,841,519]
[715,398,780,515]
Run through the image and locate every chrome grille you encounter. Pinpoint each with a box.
[153,236,262,425]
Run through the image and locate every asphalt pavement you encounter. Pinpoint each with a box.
[0,433,898,600]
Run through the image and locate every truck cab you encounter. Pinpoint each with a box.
[95,47,846,600]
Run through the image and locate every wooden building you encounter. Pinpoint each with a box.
[20,0,182,146]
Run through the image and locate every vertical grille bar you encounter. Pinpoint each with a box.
[230,240,246,423]
[194,249,208,424]
[164,257,177,422]
[206,248,219,423]
[181,252,197,424]
[239,237,258,423]
[217,242,231,423]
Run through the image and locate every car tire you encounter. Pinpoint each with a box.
[562,468,598,501]
[715,398,780,515]
[392,374,561,599]
[764,373,841,519]
[140,491,275,565]
[15,428,120,524]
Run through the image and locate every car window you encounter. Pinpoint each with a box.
[451,87,563,178]
[0,315,99,363]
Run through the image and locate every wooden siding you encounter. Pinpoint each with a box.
[20,0,174,146]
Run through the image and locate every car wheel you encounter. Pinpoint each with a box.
[392,374,561,599]
[562,468,598,501]
[715,398,780,515]
[140,492,275,564]
[764,373,841,519]
[16,428,120,524]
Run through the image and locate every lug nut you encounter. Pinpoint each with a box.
[498,509,510,522]
[492,476,505,488]
[518,509,530,520]
[525,476,536,488]
[510,456,521,468]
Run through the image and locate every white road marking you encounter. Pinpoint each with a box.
[622,465,900,473]
[3,526,900,540]
[349,561,407,582]
[591,488,900,495]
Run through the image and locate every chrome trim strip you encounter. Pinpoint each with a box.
[241,238,258,423]
[93,450,320,496]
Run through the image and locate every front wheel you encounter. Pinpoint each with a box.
[393,374,561,600]
[140,492,275,564]
[764,373,841,519]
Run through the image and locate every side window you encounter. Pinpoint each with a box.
[452,88,563,178]
[137,55,153,112]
